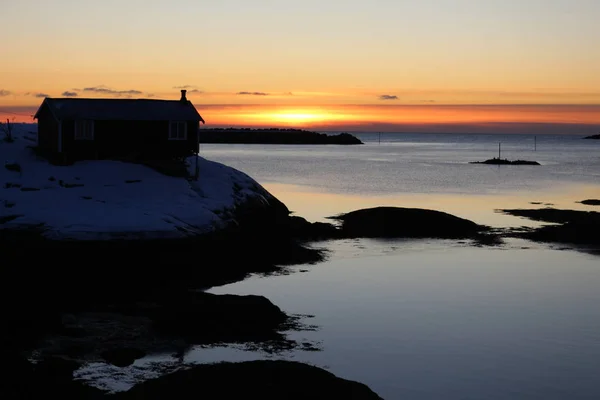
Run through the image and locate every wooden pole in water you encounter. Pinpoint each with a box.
[378,132,381,145]
[534,136,537,151]
[498,142,501,159]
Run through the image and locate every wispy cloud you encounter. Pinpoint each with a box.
[173,85,197,89]
[25,92,49,98]
[237,91,269,96]
[379,94,399,100]
[0,89,11,97]
[82,86,143,97]
[188,89,203,94]
[61,91,78,97]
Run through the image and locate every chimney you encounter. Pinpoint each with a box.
[180,89,187,102]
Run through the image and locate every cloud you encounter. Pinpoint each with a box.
[0,89,12,97]
[237,91,269,96]
[379,94,399,100]
[173,85,197,89]
[61,91,78,97]
[188,89,203,93]
[82,86,143,96]
[33,93,49,98]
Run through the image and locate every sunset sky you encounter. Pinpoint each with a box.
[1,0,599,133]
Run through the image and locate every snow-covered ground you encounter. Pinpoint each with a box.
[0,123,279,240]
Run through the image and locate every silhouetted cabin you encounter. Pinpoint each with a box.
[33,90,204,163]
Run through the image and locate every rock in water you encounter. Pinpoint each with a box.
[579,199,600,206]
[331,206,483,239]
[115,360,383,400]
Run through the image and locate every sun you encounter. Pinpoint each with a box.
[228,106,364,128]
[271,113,324,123]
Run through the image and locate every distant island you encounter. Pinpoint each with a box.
[470,158,540,165]
[583,134,600,140]
[199,128,363,145]
[579,199,600,206]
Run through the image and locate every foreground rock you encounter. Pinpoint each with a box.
[579,199,600,206]
[151,291,288,344]
[583,134,600,139]
[330,206,486,239]
[199,128,364,145]
[470,158,540,165]
[114,360,383,400]
[2,352,105,399]
[12,289,301,366]
[500,208,600,248]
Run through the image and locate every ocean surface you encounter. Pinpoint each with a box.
[84,133,600,399]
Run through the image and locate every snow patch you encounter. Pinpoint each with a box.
[0,124,279,240]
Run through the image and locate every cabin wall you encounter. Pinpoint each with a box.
[62,119,197,160]
[36,105,59,154]
[186,121,200,153]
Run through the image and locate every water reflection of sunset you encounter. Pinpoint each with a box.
[263,182,600,228]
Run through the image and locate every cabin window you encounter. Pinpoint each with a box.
[74,120,94,140]
[169,121,187,140]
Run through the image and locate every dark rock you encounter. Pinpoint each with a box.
[101,347,146,367]
[583,134,600,139]
[500,208,600,248]
[500,208,600,225]
[470,158,540,165]
[1,353,105,399]
[115,360,383,400]
[152,291,288,344]
[331,206,484,239]
[199,128,363,145]
[285,215,340,240]
[4,162,21,172]
[579,199,600,206]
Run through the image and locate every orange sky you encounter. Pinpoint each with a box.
[2,102,599,134]
[1,1,599,133]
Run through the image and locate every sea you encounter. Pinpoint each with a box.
[82,133,600,399]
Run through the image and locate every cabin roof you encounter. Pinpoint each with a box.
[34,97,205,123]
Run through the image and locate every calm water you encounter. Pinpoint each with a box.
[201,133,600,400]
[82,133,600,399]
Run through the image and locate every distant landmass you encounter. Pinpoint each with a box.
[199,128,363,145]
[583,134,600,139]
[470,158,540,165]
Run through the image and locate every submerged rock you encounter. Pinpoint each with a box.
[500,208,600,248]
[115,360,383,400]
[330,206,484,239]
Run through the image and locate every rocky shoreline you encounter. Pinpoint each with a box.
[2,200,506,399]
[5,193,600,398]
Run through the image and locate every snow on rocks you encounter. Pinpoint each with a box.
[0,123,284,240]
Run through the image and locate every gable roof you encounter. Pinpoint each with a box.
[34,97,205,123]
